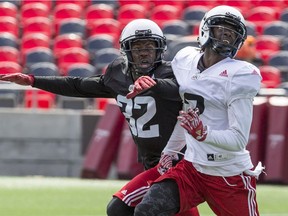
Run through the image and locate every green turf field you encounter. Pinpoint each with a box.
[0,176,287,216]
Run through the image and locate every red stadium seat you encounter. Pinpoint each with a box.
[150,5,181,28]
[55,0,88,9]
[57,47,90,75]
[186,0,219,8]
[118,0,151,10]
[0,2,17,18]
[0,46,19,63]
[0,16,18,37]
[20,33,50,56]
[81,102,125,179]
[87,18,121,40]
[259,65,282,88]
[264,97,288,184]
[24,89,56,109]
[21,0,53,10]
[221,0,252,11]
[255,35,280,64]
[151,0,185,10]
[53,3,82,33]
[117,4,146,29]
[252,0,285,11]
[85,4,114,27]
[0,61,22,74]
[20,3,50,26]
[53,33,83,58]
[22,17,53,37]
[246,6,278,35]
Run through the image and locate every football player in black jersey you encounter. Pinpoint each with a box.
[0,19,199,216]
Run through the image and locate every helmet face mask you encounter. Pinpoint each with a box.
[120,19,167,77]
[198,6,247,58]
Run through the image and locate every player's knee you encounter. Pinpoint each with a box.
[106,197,134,216]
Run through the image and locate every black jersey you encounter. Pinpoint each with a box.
[33,56,182,169]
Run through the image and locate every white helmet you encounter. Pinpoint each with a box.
[198,5,247,58]
[119,19,167,75]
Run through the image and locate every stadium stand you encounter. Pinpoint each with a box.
[53,33,83,59]
[57,47,90,75]
[22,17,53,38]
[255,35,281,65]
[66,63,97,77]
[26,62,59,76]
[23,47,54,68]
[86,34,116,59]
[150,5,181,28]
[0,1,17,18]
[92,47,121,73]
[20,2,50,26]
[259,65,282,88]
[85,3,115,26]
[0,32,18,48]
[0,46,19,63]
[53,3,83,34]
[246,6,278,35]
[117,4,146,29]
[181,5,208,30]
[0,16,18,37]
[21,0,53,10]
[0,61,22,74]
[262,21,288,40]
[58,18,86,37]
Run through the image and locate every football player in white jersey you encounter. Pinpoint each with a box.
[130,5,265,216]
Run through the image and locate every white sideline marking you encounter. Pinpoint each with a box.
[0,176,128,189]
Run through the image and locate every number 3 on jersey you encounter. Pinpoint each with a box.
[117,95,159,138]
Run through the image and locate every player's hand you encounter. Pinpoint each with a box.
[178,108,207,141]
[126,76,156,99]
[0,73,34,86]
[157,153,178,175]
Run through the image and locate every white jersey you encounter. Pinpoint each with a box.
[165,46,262,177]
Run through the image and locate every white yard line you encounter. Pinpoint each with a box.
[0,176,128,189]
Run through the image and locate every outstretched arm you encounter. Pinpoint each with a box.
[0,73,34,86]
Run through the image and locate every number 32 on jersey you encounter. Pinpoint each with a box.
[117,95,159,138]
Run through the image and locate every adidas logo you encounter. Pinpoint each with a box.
[219,70,228,77]
[121,190,127,195]
[251,70,258,75]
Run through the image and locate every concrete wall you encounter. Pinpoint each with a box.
[0,108,102,177]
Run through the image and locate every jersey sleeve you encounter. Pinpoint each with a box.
[204,63,261,151]
[162,120,186,155]
[33,75,113,98]
[205,97,254,151]
[153,78,181,101]
[228,63,262,104]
